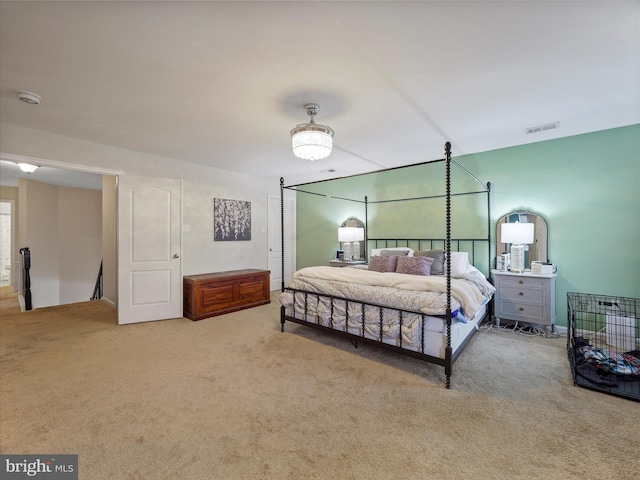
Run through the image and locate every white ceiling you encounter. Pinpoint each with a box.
[1,1,638,188]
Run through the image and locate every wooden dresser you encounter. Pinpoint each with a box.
[183,269,270,320]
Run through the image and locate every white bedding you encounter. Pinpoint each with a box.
[284,265,494,319]
[279,265,494,359]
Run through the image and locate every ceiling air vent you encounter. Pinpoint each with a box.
[525,122,560,135]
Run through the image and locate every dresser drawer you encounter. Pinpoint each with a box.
[498,275,546,289]
[498,301,545,323]
[500,285,544,303]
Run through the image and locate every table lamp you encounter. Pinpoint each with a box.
[352,227,364,260]
[501,222,534,273]
[338,227,356,260]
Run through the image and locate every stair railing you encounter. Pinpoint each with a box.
[91,261,103,300]
[19,247,32,311]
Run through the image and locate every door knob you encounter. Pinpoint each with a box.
[173,254,180,259]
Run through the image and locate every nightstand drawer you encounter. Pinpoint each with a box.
[499,301,545,322]
[500,285,544,303]
[498,275,546,288]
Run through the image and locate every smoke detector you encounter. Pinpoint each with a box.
[17,91,41,105]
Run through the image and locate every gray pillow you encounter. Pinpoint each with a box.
[414,250,445,275]
[380,249,410,257]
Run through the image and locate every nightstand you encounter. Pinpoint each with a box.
[329,260,367,267]
[492,269,557,336]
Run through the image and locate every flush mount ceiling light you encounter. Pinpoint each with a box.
[290,103,334,161]
[16,163,39,173]
[17,91,41,105]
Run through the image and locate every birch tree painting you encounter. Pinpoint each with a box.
[214,198,251,241]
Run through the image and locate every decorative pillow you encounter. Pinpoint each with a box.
[395,256,434,276]
[414,250,445,275]
[368,255,398,273]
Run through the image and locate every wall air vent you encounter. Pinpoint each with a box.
[525,122,560,135]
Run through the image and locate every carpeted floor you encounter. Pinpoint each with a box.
[0,286,638,479]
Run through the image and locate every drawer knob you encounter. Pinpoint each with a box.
[519,292,524,296]
[518,280,524,284]
[519,307,524,312]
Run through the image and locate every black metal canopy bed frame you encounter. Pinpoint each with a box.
[279,142,493,388]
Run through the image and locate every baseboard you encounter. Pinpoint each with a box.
[100,297,116,309]
[18,293,26,312]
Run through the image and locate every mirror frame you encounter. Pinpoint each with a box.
[496,210,549,269]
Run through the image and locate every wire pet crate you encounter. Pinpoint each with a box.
[567,292,640,401]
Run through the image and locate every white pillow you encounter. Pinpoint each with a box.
[447,252,470,275]
[370,247,414,257]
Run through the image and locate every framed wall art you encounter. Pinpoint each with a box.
[214,198,251,241]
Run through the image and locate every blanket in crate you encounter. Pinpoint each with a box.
[577,344,640,376]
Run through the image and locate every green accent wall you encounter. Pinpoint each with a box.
[293,124,640,327]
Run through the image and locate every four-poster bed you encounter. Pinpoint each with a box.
[278,142,493,388]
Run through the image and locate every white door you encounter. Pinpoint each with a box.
[268,194,295,290]
[118,176,182,324]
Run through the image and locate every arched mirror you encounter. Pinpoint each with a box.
[339,217,365,260]
[496,211,548,270]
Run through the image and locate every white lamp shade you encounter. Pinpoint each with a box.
[355,227,364,241]
[501,222,534,245]
[338,227,356,242]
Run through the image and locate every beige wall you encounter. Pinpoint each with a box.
[1,123,283,312]
[19,178,60,307]
[18,179,102,308]
[0,123,281,279]
[58,185,102,304]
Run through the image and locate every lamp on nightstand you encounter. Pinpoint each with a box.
[352,227,364,260]
[338,227,356,261]
[501,222,534,273]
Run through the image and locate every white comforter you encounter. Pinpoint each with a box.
[284,265,494,319]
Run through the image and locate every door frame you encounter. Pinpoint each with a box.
[0,151,124,311]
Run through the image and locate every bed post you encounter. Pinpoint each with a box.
[364,196,369,262]
[280,177,285,293]
[444,142,453,389]
[487,181,492,275]
[280,177,286,332]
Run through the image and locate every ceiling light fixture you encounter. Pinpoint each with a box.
[290,103,334,161]
[17,91,42,105]
[16,163,39,173]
